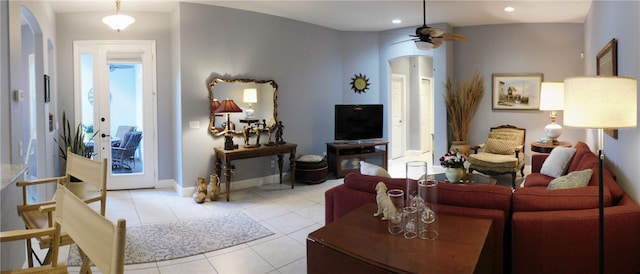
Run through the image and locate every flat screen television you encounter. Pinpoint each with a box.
[334,104,383,142]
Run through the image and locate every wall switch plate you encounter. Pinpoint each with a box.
[13,90,24,102]
[189,121,200,129]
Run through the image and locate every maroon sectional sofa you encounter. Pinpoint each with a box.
[324,142,640,274]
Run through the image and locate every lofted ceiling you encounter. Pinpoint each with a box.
[48,0,592,32]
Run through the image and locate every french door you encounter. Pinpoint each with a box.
[73,41,157,189]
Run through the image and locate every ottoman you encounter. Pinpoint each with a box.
[295,155,329,184]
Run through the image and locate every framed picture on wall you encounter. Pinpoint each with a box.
[44,74,50,103]
[492,73,543,110]
[597,38,618,139]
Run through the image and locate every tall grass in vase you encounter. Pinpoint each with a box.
[444,70,484,155]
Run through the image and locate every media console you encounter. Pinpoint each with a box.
[326,141,388,178]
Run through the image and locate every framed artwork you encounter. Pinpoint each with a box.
[44,74,50,103]
[596,38,618,139]
[492,73,543,110]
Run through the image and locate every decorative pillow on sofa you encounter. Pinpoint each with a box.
[540,147,576,178]
[360,161,390,178]
[484,138,519,155]
[547,169,592,190]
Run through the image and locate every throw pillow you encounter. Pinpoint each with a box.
[360,161,390,178]
[547,169,593,190]
[540,147,577,178]
[484,138,519,155]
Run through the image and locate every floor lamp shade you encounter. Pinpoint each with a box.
[564,76,637,129]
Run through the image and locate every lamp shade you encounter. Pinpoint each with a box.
[539,82,564,111]
[564,76,637,128]
[102,14,135,32]
[243,88,258,103]
[214,99,243,114]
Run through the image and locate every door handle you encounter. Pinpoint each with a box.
[101,133,110,138]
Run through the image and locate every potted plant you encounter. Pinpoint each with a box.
[55,111,97,197]
[444,70,484,155]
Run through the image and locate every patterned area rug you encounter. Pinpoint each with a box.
[68,212,273,265]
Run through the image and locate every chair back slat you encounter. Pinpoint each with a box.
[56,186,125,274]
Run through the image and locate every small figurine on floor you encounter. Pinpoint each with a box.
[193,176,208,204]
[373,182,396,221]
[208,174,221,201]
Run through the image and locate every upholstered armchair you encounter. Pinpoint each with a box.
[467,125,526,188]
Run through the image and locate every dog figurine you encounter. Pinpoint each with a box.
[193,177,208,204]
[208,174,221,201]
[373,182,397,221]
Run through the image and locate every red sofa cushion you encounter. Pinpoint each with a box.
[513,186,612,212]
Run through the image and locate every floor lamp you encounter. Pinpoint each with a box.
[563,76,637,273]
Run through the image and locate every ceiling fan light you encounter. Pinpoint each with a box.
[102,14,135,32]
[415,41,433,50]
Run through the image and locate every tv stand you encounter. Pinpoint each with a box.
[326,141,388,178]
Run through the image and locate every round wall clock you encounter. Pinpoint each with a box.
[350,73,370,94]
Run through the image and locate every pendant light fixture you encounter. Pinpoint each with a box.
[102,0,135,32]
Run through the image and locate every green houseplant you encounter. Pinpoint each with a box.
[444,70,484,155]
[55,111,96,160]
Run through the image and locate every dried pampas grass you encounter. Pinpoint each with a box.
[445,70,484,142]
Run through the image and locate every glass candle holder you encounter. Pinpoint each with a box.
[403,206,418,239]
[387,189,404,235]
[406,161,428,208]
[418,179,438,240]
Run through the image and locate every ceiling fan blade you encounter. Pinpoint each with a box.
[431,38,443,48]
[419,27,445,38]
[391,38,417,45]
[442,32,469,41]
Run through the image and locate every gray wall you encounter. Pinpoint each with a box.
[584,1,640,201]
[453,23,585,165]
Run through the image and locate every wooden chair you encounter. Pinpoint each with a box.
[55,185,125,274]
[16,148,108,267]
[467,125,526,188]
[0,225,67,274]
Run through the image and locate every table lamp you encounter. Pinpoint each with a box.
[243,88,258,118]
[214,99,243,150]
[563,76,637,274]
[539,82,565,144]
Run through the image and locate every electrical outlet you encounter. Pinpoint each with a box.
[270,160,275,168]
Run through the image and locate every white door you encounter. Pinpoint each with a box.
[419,77,434,153]
[391,74,406,159]
[73,41,157,190]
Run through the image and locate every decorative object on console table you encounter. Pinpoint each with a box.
[539,82,564,144]
[275,121,286,144]
[596,38,618,139]
[564,76,637,274]
[445,70,484,155]
[440,150,467,182]
[492,73,543,110]
[214,99,243,150]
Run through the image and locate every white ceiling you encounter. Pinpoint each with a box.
[49,0,593,31]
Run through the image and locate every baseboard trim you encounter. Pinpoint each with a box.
[172,173,291,197]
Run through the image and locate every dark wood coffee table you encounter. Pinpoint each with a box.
[307,203,493,274]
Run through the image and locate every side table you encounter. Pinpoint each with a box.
[530,141,571,154]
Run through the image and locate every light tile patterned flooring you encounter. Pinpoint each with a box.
[47,179,342,274]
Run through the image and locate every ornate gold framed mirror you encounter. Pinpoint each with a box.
[208,78,278,137]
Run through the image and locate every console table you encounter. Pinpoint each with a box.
[214,143,297,201]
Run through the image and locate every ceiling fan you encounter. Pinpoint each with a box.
[410,0,468,49]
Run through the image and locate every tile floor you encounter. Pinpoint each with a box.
[49,178,343,274]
